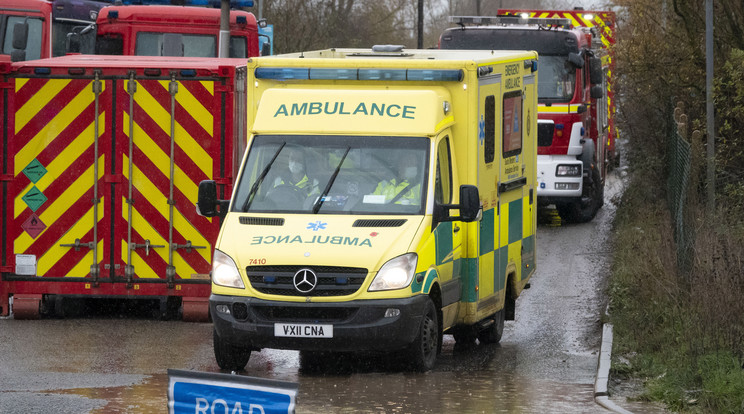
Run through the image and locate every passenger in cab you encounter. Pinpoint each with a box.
[374,152,421,205]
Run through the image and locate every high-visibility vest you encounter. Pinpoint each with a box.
[373,179,420,205]
[275,175,319,196]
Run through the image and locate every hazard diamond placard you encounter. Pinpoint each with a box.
[22,159,47,183]
[22,213,47,239]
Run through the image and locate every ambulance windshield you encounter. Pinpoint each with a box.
[233,135,429,215]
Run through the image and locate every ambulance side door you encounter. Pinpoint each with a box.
[433,132,462,310]
[498,69,535,290]
[476,73,502,312]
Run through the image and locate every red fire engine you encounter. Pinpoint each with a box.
[0,0,106,61]
[0,55,248,321]
[1,0,266,62]
[1,0,264,321]
[94,4,262,58]
[439,9,618,222]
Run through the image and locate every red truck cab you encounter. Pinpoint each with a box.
[94,5,259,58]
[440,11,617,222]
[1,0,104,61]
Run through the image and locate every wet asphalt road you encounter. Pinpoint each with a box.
[0,169,627,414]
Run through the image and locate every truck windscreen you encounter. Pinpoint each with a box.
[233,135,430,215]
[135,32,216,57]
[52,20,96,56]
[537,55,576,101]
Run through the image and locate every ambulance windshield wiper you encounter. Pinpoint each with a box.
[312,147,350,214]
[242,142,286,211]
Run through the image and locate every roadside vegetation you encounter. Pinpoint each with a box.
[609,0,744,412]
[261,0,576,53]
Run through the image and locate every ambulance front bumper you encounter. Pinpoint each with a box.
[210,294,429,352]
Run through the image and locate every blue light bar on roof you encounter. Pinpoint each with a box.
[255,67,463,82]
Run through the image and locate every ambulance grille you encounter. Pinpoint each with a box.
[246,266,368,296]
[252,306,356,322]
[352,219,407,227]
[537,123,554,147]
[239,217,285,226]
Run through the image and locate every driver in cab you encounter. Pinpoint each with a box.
[273,148,319,197]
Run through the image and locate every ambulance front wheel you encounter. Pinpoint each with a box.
[213,328,251,371]
[407,297,440,372]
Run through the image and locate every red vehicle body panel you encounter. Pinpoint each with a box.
[0,55,248,319]
[96,5,260,58]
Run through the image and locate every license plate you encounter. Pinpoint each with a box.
[274,323,333,338]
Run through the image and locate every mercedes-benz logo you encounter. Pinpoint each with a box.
[293,268,318,293]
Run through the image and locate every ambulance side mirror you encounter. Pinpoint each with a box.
[197,180,228,218]
[435,185,482,225]
[458,185,482,223]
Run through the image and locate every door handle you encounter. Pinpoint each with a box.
[453,225,461,233]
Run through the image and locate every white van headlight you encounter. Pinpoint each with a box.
[369,253,418,291]
[211,250,245,289]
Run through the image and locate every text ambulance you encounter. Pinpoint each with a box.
[198,47,538,371]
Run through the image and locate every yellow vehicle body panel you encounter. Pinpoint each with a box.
[209,48,538,362]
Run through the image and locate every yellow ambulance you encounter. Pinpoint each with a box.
[197,46,538,371]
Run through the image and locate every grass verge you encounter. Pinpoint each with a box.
[608,163,744,413]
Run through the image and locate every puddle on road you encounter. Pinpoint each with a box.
[54,368,599,414]
[52,375,170,413]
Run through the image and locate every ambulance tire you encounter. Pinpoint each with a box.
[477,309,505,345]
[452,326,478,345]
[299,351,326,373]
[407,297,440,372]
[213,328,251,371]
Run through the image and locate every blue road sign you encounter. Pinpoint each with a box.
[168,369,297,414]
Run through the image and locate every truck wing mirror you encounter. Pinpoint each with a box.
[10,50,25,62]
[67,33,81,54]
[590,85,604,99]
[197,180,228,218]
[261,41,271,57]
[12,21,28,50]
[589,57,603,85]
[458,185,482,222]
[66,24,96,54]
[567,52,584,69]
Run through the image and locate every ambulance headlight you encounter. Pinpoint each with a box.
[369,253,417,291]
[556,164,581,177]
[211,250,245,289]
